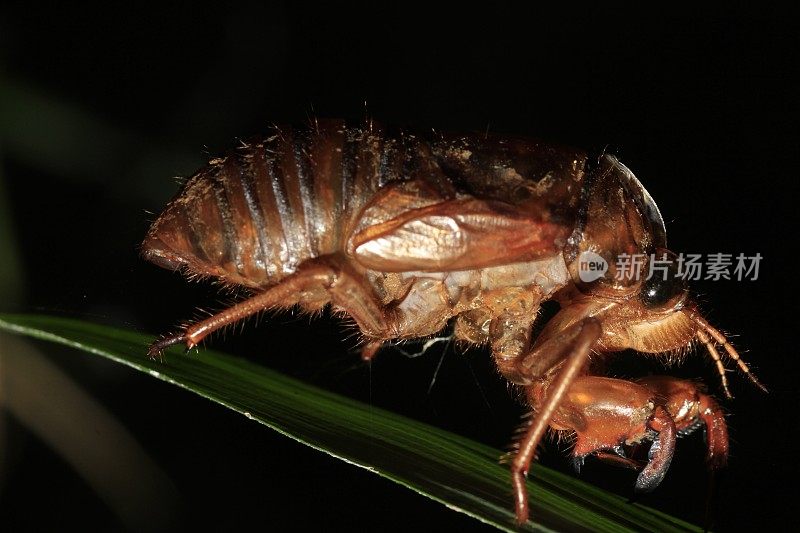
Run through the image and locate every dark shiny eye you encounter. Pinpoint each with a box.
[640,251,687,308]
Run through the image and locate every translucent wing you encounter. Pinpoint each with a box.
[349,197,569,272]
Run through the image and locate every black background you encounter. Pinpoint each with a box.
[0,3,797,531]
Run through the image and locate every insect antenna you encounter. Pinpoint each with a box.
[696,329,733,399]
[693,315,768,396]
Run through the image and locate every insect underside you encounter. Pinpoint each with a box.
[142,119,765,524]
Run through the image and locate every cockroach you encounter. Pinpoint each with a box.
[142,119,765,524]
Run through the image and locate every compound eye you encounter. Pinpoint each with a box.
[640,250,687,309]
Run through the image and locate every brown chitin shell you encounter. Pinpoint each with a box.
[142,120,593,288]
[142,120,752,525]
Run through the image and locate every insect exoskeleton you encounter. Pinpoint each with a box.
[142,119,764,524]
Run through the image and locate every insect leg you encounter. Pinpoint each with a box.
[489,313,536,384]
[550,376,655,473]
[324,263,389,338]
[634,407,677,492]
[542,375,681,492]
[590,450,643,471]
[484,289,541,384]
[148,261,389,358]
[544,374,722,496]
[637,375,729,468]
[516,317,602,384]
[697,391,729,468]
[508,317,601,524]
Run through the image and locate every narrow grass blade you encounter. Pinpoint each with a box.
[0,314,701,532]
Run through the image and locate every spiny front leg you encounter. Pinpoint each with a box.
[637,376,728,468]
[539,376,672,490]
[634,406,677,492]
[540,375,728,494]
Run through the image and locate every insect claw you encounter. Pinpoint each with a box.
[634,407,676,493]
[147,333,187,360]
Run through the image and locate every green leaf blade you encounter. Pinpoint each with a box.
[0,314,701,532]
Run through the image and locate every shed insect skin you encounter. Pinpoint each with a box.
[142,119,765,524]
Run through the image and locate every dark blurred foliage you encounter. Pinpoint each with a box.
[0,3,797,531]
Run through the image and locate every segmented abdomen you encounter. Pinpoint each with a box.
[141,120,407,288]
